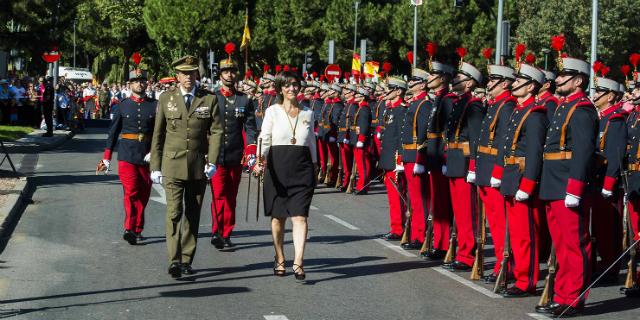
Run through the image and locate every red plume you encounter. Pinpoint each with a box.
[525,53,536,65]
[283,65,290,72]
[275,65,282,73]
[425,42,437,59]
[482,47,493,61]
[551,34,565,52]
[344,72,351,80]
[312,71,318,79]
[601,66,610,77]
[592,61,604,75]
[132,52,142,65]
[224,42,235,57]
[630,53,640,70]
[407,51,414,64]
[515,43,526,62]
[303,72,308,79]
[245,69,252,79]
[621,65,631,78]
[382,61,392,73]
[456,47,467,59]
[291,67,298,73]
[319,75,326,82]
[263,64,270,74]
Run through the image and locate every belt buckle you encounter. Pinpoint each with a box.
[137,133,144,142]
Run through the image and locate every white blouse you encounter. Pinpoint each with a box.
[259,104,317,163]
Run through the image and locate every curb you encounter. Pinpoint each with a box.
[0,177,31,238]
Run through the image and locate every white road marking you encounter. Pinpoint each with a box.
[149,184,166,204]
[372,238,416,257]
[526,313,553,320]
[310,205,319,210]
[264,316,289,320]
[324,214,360,230]
[432,267,503,299]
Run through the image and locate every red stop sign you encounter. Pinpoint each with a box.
[324,64,342,82]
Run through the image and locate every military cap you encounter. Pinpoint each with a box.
[311,80,320,88]
[411,68,430,81]
[330,83,343,93]
[172,55,199,72]
[364,82,376,91]
[430,61,456,76]
[263,74,275,81]
[620,83,627,93]
[387,77,408,90]
[357,87,369,96]
[459,62,483,84]
[320,83,330,91]
[243,79,257,88]
[220,58,238,71]
[542,70,556,82]
[558,57,590,76]
[344,83,358,92]
[300,80,307,88]
[487,65,516,81]
[516,64,545,84]
[128,68,148,81]
[594,77,621,93]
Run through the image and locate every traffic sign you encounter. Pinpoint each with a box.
[42,48,61,63]
[324,64,342,82]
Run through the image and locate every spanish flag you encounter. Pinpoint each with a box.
[351,53,361,74]
[240,15,251,51]
[363,61,379,78]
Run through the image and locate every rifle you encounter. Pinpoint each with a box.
[624,219,638,290]
[346,151,358,194]
[323,158,333,184]
[255,138,263,222]
[470,188,485,280]
[335,145,343,189]
[494,202,510,293]
[443,215,457,265]
[538,245,557,307]
[420,183,436,256]
[244,163,251,222]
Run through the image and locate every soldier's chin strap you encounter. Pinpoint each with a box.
[592,91,608,105]
[510,79,533,93]
[426,74,441,86]
[451,75,470,87]
[555,74,576,88]
[486,78,505,94]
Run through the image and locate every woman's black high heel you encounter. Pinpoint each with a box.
[292,263,306,282]
[273,257,286,277]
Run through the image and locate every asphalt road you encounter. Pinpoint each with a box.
[0,125,638,319]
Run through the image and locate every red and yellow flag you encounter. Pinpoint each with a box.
[351,53,362,74]
[240,15,251,51]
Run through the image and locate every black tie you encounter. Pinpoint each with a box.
[185,94,192,110]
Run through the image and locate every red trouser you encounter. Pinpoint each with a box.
[384,170,406,235]
[430,170,451,251]
[449,177,477,266]
[546,200,592,307]
[118,161,151,233]
[326,140,339,182]
[340,143,354,188]
[507,196,542,292]
[210,164,243,238]
[318,138,328,173]
[479,186,507,275]
[585,192,623,274]
[354,145,371,191]
[403,163,429,242]
[628,198,640,285]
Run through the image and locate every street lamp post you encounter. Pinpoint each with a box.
[353,1,359,53]
[412,4,418,67]
[589,0,599,98]
[542,48,551,70]
[73,18,77,68]
[495,0,504,64]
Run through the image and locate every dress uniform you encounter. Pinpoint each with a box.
[422,61,457,259]
[150,55,223,278]
[100,68,156,245]
[257,73,276,130]
[493,64,548,296]
[399,68,431,249]
[474,65,517,280]
[209,53,258,249]
[372,84,388,170]
[539,70,560,121]
[316,83,332,181]
[586,76,626,280]
[379,77,408,240]
[337,84,358,190]
[444,60,487,271]
[537,57,598,316]
[321,84,344,184]
[623,76,640,297]
[352,87,372,193]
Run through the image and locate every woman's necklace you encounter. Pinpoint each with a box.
[283,104,299,144]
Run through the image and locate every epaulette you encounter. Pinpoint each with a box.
[609,112,626,121]
[575,99,595,109]
[530,105,547,113]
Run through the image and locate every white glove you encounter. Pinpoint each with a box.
[601,188,613,198]
[102,159,110,170]
[490,177,501,188]
[143,153,151,163]
[247,155,257,168]
[356,141,364,148]
[315,131,318,136]
[515,190,530,202]
[151,171,163,184]
[565,194,580,208]
[376,132,381,140]
[394,164,404,172]
[329,136,336,143]
[466,171,476,183]
[343,138,350,144]
[204,163,217,179]
[413,163,425,175]
[441,165,447,175]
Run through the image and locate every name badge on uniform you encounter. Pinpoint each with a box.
[235,106,245,118]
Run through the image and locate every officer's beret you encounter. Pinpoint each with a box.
[411,68,430,81]
[488,65,516,81]
[459,62,483,84]
[172,55,199,72]
[516,64,545,84]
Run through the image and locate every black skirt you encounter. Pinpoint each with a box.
[263,145,315,218]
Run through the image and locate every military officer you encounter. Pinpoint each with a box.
[399,68,431,249]
[474,64,516,282]
[98,68,156,245]
[444,54,486,271]
[321,84,344,185]
[316,83,332,182]
[257,72,276,130]
[337,84,358,191]
[421,59,457,260]
[150,55,223,279]
[209,50,258,249]
[379,77,408,241]
[493,64,548,297]
[539,70,560,121]
[536,54,598,316]
[372,83,388,170]
[351,87,372,194]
